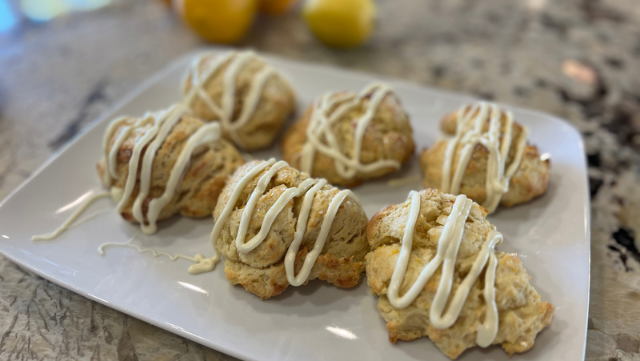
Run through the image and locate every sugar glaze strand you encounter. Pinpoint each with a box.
[182,51,284,148]
[209,159,357,286]
[388,191,502,347]
[299,83,401,180]
[441,102,529,213]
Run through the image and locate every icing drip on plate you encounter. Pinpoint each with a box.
[98,234,219,275]
[441,102,529,213]
[299,83,402,180]
[32,191,111,241]
[209,159,358,286]
[35,104,223,241]
[182,50,285,148]
[388,191,502,347]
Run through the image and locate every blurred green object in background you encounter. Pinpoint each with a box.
[20,0,110,21]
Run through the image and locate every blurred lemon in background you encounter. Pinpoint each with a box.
[302,0,375,48]
[175,0,257,44]
[259,0,299,15]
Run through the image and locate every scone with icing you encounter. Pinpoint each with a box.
[181,50,296,151]
[420,102,550,213]
[365,189,554,359]
[281,83,415,187]
[210,159,369,299]
[97,104,244,234]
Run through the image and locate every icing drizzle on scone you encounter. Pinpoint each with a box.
[101,104,222,234]
[209,158,358,286]
[389,191,503,347]
[299,83,402,180]
[181,51,283,148]
[441,102,529,213]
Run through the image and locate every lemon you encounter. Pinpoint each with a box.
[259,0,299,15]
[302,0,375,48]
[175,0,258,44]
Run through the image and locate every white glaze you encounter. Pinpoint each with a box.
[98,237,219,275]
[37,103,223,242]
[299,83,402,180]
[32,191,112,241]
[101,116,129,186]
[209,159,357,286]
[387,192,502,347]
[441,102,529,213]
[101,104,222,234]
[182,50,283,148]
[132,106,186,225]
[141,122,221,234]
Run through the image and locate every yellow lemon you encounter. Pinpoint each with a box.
[175,0,258,44]
[302,0,375,48]
[259,0,299,15]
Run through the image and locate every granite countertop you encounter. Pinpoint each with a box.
[1,0,639,360]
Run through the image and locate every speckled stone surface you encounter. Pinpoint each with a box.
[1,0,639,360]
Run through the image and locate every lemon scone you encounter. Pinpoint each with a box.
[420,102,550,214]
[181,50,296,151]
[97,104,244,234]
[210,159,369,299]
[281,83,415,187]
[365,189,554,359]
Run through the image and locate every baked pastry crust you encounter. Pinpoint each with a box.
[213,160,369,299]
[181,51,296,151]
[97,108,243,226]
[281,84,415,187]
[420,105,550,210]
[365,189,554,359]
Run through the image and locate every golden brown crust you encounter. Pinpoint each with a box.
[281,89,415,186]
[97,113,244,225]
[182,53,296,151]
[224,250,365,299]
[213,160,370,299]
[365,189,554,359]
[420,108,550,208]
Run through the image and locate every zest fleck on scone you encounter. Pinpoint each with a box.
[97,104,244,234]
[181,50,296,151]
[281,83,415,187]
[210,159,370,299]
[420,102,550,213]
[365,189,554,359]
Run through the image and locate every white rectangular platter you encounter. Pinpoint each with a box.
[0,49,589,361]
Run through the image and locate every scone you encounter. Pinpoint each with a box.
[365,189,554,359]
[210,159,369,299]
[181,50,296,151]
[281,83,415,187]
[97,104,244,234]
[420,102,549,213]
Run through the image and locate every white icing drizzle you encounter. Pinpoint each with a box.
[100,104,222,234]
[98,236,219,275]
[209,158,357,286]
[32,191,112,241]
[299,83,401,180]
[441,102,529,213]
[388,192,502,347]
[182,50,282,148]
